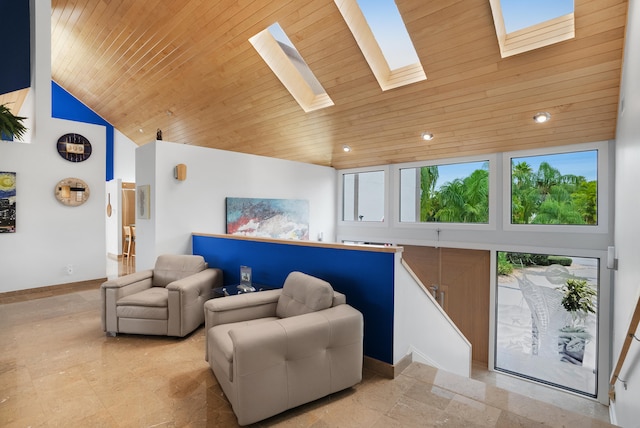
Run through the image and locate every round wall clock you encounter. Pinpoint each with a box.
[54,178,90,206]
[57,133,92,162]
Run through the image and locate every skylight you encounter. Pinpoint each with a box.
[355,0,420,70]
[335,0,426,91]
[501,0,574,33]
[249,23,334,113]
[489,0,575,58]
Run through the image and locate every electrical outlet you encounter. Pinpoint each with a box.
[66,264,73,275]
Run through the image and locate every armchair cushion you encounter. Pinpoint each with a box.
[152,254,207,287]
[276,271,334,318]
[116,287,169,320]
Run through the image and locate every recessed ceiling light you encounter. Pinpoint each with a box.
[421,132,434,141]
[533,112,551,123]
[343,145,351,152]
[139,128,143,133]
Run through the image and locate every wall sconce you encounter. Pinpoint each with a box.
[174,163,187,181]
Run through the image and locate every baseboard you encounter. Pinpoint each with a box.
[0,278,106,303]
[363,353,413,379]
[107,252,123,260]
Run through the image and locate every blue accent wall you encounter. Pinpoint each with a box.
[51,81,114,181]
[0,0,30,95]
[193,235,396,364]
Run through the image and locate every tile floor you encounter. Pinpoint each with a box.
[0,273,616,427]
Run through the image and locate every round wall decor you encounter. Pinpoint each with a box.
[54,178,90,206]
[57,133,92,162]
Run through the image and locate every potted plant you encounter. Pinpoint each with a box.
[0,103,27,141]
[557,278,597,365]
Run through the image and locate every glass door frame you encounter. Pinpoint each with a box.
[488,248,612,405]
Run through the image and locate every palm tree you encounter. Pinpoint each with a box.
[533,186,585,224]
[511,161,539,223]
[0,103,27,140]
[572,180,598,224]
[535,162,562,197]
[419,166,439,222]
[435,168,489,223]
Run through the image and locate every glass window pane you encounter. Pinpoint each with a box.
[400,161,489,223]
[495,251,598,397]
[343,173,355,221]
[342,171,384,222]
[510,150,597,225]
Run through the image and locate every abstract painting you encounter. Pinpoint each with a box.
[137,185,150,219]
[0,172,16,233]
[226,197,309,240]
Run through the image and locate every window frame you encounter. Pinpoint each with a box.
[391,153,498,231]
[502,141,609,234]
[338,166,389,227]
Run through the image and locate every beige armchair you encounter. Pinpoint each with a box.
[101,254,222,337]
[204,271,364,426]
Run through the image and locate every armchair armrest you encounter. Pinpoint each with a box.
[204,289,281,361]
[101,270,154,333]
[204,288,281,330]
[167,268,223,337]
[102,269,154,290]
[227,304,363,425]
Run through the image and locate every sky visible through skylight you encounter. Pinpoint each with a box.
[267,23,326,95]
[501,0,574,33]
[356,0,420,70]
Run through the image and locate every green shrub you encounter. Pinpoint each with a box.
[505,252,550,267]
[548,256,572,266]
[498,259,513,275]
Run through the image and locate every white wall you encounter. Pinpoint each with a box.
[113,129,137,183]
[0,0,106,292]
[104,131,137,259]
[134,141,337,271]
[610,1,640,425]
[394,255,472,377]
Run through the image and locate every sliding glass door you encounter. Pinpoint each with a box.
[495,251,599,396]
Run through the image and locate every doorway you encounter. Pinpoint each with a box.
[401,245,490,364]
[121,182,135,258]
[495,251,599,397]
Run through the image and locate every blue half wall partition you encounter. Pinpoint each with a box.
[51,81,114,181]
[192,233,398,364]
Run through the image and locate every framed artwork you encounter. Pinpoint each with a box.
[0,172,16,233]
[226,197,309,240]
[137,185,150,219]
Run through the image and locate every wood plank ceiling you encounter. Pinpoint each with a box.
[50,0,628,170]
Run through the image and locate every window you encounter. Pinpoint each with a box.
[495,250,599,397]
[399,160,489,223]
[249,23,334,113]
[342,170,385,222]
[334,0,426,91]
[510,150,597,226]
[489,0,575,58]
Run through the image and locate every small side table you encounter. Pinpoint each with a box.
[210,284,275,298]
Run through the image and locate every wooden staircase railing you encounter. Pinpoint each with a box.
[609,294,640,401]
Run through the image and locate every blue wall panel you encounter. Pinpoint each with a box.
[193,235,395,364]
[51,81,114,181]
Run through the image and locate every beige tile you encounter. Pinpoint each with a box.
[495,410,547,428]
[444,394,502,427]
[0,278,615,428]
